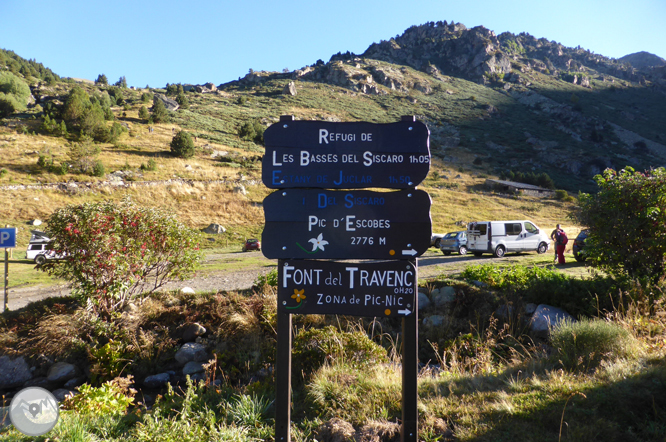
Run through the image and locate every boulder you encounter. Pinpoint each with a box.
[143,373,171,388]
[0,356,33,389]
[203,224,226,234]
[175,343,208,365]
[210,150,229,159]
[282,81,297,96]
[417,291,431,310]
[529,304,574,335]
[495,305,515,319]
[183,361,205,376]
[47,362,78,383]
[234,185,247,195]
[432,287,456,307]
[422,315,446,328]
[182,323,207,342]
[524,303,538,315]
[153,94,179,111]
[30,219,42,226]
[180,287,195,294]
[63,377,85,389]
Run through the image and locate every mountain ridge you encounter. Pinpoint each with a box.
[2,21,666,193]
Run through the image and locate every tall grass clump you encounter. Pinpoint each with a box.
[550,318,641,371]
[293,325,389,377]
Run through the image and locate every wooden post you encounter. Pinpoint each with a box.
[275,308,292,442]
[401,260,418,442]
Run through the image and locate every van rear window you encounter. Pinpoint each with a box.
[472,224,487,235]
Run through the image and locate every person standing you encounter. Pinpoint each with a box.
[550,224,560,264]
[554,226,568,265]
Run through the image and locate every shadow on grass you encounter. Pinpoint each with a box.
[423,358,666,442]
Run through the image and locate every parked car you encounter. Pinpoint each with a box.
[440,231,467,255]
[26,230,66,264]
[572,229,589,262]
[466,220,550,257]
[431,233,446,248]
[243,238,261,252]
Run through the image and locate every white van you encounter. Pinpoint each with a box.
[26,230,64,265]
[466,220,550,257]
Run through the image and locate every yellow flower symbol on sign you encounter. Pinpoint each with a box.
[291,289,305,302]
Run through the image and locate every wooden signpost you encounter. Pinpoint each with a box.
[263,115,430,442]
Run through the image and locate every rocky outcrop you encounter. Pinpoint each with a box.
[153,94,179,111]
[282,81,297,96]
[362,21,512,81]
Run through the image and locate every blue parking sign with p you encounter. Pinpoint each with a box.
[0,228,16,248]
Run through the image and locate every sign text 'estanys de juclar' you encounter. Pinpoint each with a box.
[278,259,416,317]
[262,119,430,189]
[262,188,432,260]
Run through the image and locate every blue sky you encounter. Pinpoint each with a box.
[1,0,664,88]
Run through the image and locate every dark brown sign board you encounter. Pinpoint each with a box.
[262,189,432,260]
[270,116,421,442]
[263,119,430,189]
[277,259,416,317]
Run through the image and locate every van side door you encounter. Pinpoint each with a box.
[504,222,523,251]
[521,221,540,251]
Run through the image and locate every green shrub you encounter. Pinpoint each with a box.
[104,121,125,143]
[140,158,157,171]
[138,105,149,120]
[238,119,264,145]
[68,138,101,174]
[37,154,53,168]
[56,162,70,175]
[0,71,31,117]
[64,376,135,416]
[170,130,196,158]
[550,318,640,371]
[151,98,168,123]
[292,325,388,377]
[0,168,7,178]
[92,160,106,177]
[253,269,278,290]
[176,92,189,109]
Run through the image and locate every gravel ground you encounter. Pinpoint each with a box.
[3,266,275,312]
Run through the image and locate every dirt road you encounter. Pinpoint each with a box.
[1,250,533,312]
